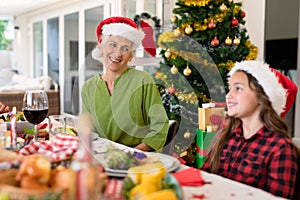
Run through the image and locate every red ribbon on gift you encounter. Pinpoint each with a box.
[196,143,209,157]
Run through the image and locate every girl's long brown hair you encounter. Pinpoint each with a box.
[208,70,291,173]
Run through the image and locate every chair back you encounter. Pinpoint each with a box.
[162,120,179,155]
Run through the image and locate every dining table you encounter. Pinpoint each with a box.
[92,136,287,200]
[178,165,287,200]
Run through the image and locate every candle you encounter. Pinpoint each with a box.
[11,106,17,149]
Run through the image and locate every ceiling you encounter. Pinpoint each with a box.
[0,0,64,17]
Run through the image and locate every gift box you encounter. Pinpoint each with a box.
[198,107,225,131]
[195,129,217,168]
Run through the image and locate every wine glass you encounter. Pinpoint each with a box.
[22,90,49,140]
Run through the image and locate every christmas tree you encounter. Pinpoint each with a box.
[154,0,258,165]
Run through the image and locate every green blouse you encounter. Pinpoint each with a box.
[81,68,169,151]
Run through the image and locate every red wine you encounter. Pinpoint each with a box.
[23,109,49,124]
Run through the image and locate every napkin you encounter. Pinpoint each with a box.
[173,167,205,186]
[19,134,79,162]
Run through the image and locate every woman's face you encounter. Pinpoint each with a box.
[101,35,133,73]
[226,71,261,120]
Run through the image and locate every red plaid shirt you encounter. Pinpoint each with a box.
[202,126,299,199]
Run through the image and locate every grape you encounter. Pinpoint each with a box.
[134,152,147,160]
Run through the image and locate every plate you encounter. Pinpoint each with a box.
[92,138,180,177]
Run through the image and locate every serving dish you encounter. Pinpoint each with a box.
[92,138,181,177]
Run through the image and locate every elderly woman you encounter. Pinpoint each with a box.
[81,17,169,152]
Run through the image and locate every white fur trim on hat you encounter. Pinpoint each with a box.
[228,60,286,116]
[102,23,145,50]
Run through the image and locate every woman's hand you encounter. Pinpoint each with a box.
[0,101,9,114]
[134,142,152,152]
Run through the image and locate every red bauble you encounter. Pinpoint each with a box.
[241,11,246,18]
[211,37,219,47]
[168,86,176,94]
[231,18,239,27]
[208,21,216,29]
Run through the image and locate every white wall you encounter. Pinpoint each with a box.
[294,2,300,138]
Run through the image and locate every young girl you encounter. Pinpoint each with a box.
[201,60,299,199]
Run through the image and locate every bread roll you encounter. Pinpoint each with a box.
[16,154,51,184]
[50,165,74,190]
[20,175,49,191]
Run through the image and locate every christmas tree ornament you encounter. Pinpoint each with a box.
[168,85,176,94]
[184,130,191,139]
[231,18,239,27]
[211,37,219,47]
[171,15,178,23]
[233,37,240,46]
[183,65,192,76]
[171,65,179,74]
[208,20,216,29]
[164,49,172,58]
[185,25,193,35]
[219,3,227,12]
[241,11,246,18]
[228,0,233,3]
[225,37,232,46]
[174,27,182,37]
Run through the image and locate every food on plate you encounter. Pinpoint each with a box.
[105,145,159,170]
[35,129,49,141]
[49,165,73,190]
[123,163,179,200]
[66,127,78,136]
[0,112,25,122]
[127,162,166,184]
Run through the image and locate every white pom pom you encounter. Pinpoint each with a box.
[91,47,102,61]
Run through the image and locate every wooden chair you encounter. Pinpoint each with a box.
[162,120,179,155]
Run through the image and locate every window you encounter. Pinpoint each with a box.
[33,21,43,77]
[64,12,79,115]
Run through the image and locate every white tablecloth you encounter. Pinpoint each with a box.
[92,137,286,200]
[179,165,287,200]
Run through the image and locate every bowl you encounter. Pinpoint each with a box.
[5,121,34,134]
[0,113,34,134]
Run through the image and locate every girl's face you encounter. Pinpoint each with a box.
[226,71,261,120]
[101,35,133,73]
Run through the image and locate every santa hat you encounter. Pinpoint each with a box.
[228,60,298,117]
[93,16,156,58]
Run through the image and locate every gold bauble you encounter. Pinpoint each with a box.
[174,28,182,37]
[171,15,178,23]
[164,49,172,58]
[184,130,191,139]
[183,66,192,76]
[185,25,193,35]
[171,65,179,75]
[225,37,232,46]
[219,3,227,12]
[233,37,240,46]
